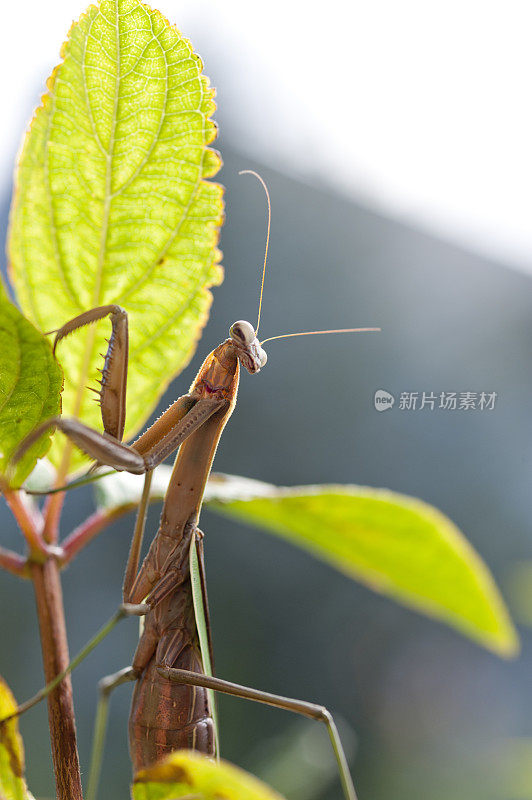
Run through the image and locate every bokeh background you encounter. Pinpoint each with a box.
[1,2,532,799]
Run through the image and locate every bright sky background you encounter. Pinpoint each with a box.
[2,1,531,272]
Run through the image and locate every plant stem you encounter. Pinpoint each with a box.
[0,546,28,577]
[43,490,66,544]
[4,488,47,558]
[30,558,83,800]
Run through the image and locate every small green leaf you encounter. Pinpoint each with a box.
[210,483,519,657]
[132,750,285,800]
[9,0,223,474]
[0,676,32,800]
[0,295,62,487]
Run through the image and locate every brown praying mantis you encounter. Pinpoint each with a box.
[4,172,379,800]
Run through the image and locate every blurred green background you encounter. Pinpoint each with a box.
[1,141,532,800]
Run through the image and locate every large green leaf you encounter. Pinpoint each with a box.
[211,482,519,657]
[132,750,285,800]
[0,676,33,800]
[8,0,223,474]
[0,293,62,487]
[94,471,518,656]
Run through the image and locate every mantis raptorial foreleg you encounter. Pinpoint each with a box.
[10,305,226,482]
[12,396,225,477]
[52,304,129,441]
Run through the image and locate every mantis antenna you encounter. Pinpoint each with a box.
[261,327,381,344]
[239,169,271,336]
[239,169,380,345]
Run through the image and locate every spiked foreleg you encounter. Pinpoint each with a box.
[10,396,227,483]
[11,417,146,475]
[53,305,129,441]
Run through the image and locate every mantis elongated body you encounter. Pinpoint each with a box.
[14,306,373,800]
[7,174,379,800]
[17,309,265,762]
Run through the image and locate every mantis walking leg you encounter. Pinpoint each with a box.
[159,667,358,800]
[86,655,358,800]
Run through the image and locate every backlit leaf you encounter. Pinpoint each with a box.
[0,292,62,487]
[94,471,518,656]
[8,0,223,474]
[132,750,285,800]
[210,482,519,657]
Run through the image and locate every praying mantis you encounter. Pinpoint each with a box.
[5,173,379,800]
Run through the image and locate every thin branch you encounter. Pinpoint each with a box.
[43,491,66,545]
[3,489,47,558]
[0,546,28,578]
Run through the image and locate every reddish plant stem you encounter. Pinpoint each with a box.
[0,546,28,578]
[61,503,136,564]
[4,489,47,558]
[30,558,83,800]
[43,490,66,544]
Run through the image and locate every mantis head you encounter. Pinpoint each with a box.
[229,320,267,374]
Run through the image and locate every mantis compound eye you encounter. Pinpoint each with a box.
[258,348,267,368]
[230,320,255,345]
